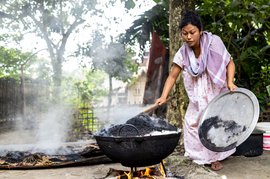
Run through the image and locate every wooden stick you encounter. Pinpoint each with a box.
[143,103,160,113]
[143,97,173,113]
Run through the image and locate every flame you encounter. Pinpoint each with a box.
[158,161,166,177]
[124,171,132,179]
[113,161,167,179]
[143,167,153,176]
[137,167,155,178]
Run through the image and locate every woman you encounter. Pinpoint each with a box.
[155,11,237,171]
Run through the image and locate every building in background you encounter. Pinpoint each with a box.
[97,32,168,106]
[95,51,149,107]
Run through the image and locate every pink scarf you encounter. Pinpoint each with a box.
[180,31,230,87]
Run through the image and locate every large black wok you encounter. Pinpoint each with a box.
[94,113,181,167]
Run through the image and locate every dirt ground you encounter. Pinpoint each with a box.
[0,150,269,179]
[0,129,269,179]
[166,150,270,179]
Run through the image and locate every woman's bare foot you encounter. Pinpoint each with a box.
[211,161,223,171]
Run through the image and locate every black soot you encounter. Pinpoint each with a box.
[97,113,177,137]
[199,116,246,151]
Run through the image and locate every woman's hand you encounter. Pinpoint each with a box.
[227,81,237,92]
[226,59,237,92]
[155,97,168,105]
[155,64,181,106]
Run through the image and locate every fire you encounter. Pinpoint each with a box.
[116,168,155,179]
[158,162,167,177]
[112,161,167,179]
[122,171,132,179]
[141,167,152,176]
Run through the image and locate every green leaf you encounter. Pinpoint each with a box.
[124,0,136,9]
[152,0,162,3]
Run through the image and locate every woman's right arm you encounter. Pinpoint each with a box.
[155,64,182,105]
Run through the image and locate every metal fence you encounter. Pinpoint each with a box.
[70,105,101,140]
[0,78,100,140]
[0,78,21,120]
[0,78,49,121]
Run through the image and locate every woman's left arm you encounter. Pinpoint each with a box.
[226,59,237,91]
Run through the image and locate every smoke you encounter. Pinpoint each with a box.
[0,104,74,155]
[94,104,153,129]
[34,104,74,154]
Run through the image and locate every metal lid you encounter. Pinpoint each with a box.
[198,88,260,152]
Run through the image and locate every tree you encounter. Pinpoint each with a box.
[64,69,108,105]
[123,0,270,124]
[0,0,100,101]
[122,0,194,127]
[166,0,194,128]
[80,33,138,108]
[121,1,169,59]
[198,0,270,109]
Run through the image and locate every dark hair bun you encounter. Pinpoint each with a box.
[179,10,203,31]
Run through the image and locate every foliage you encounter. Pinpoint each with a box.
[120,1,168,59]
[121,0,136,9]
[62,69,108,105]
[0,0,102,100]
[79,30,138,83]
[0,0,138,106]
[27,56,52,82]
[77,26,139,107]
[123,0,270,110]
[93,42,132,82]
[0,46,44,80]
[198,0,270,109]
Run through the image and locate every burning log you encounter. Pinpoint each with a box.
[103,163,185,179]
[105,166,164,179]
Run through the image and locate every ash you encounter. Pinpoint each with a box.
[199,116,246,147]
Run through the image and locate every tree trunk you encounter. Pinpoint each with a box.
[52,54,63,102]
[108,75,113,109]
[167,0,195,129]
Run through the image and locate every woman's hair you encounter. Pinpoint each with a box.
[179,11,203,31]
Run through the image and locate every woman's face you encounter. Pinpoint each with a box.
[181,24,201,48]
